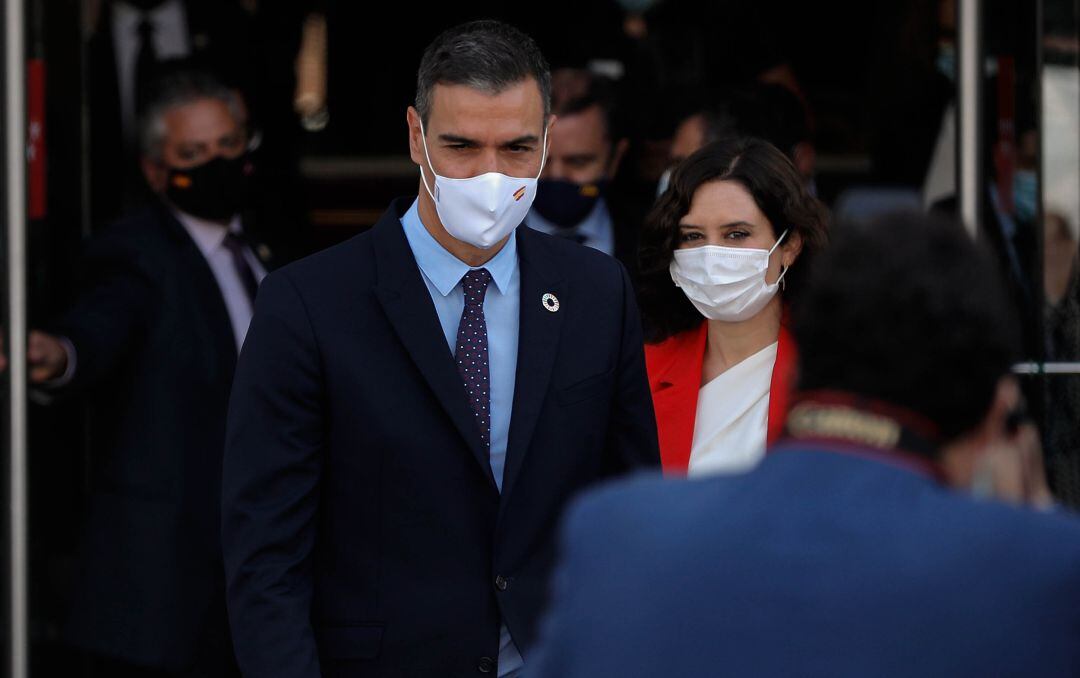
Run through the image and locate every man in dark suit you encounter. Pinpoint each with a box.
[529,213,1080,677]
[85,0,309,230]
[23,71,274,677]
[221,20,659,678]
[527,68,643,277]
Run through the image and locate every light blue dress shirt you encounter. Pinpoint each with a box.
[527,197,615,256]
[399,198,524,677]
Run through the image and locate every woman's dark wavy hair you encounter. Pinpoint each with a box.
[638,136,829,343]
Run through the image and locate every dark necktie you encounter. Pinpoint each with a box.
[134,18,158,118]
[455,269,493,449]
[222,232,260,304]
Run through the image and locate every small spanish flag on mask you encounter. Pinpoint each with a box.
[513,186,526,201]
[171,173,193,189]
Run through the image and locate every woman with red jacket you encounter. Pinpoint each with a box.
[639,137,828,476]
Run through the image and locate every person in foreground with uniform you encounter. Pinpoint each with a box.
[221,20,659,678]
[527,212,1079,678]
[640,137,827,476]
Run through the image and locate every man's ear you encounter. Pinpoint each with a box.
[984,377,1022,441]
[543,114,558,153]
[961,376,1022,453]
[607,137,630,179]
[407,106,425,167]
[141,157,167,194]
[793,142,815,180]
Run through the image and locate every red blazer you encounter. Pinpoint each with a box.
[645,321,798,475]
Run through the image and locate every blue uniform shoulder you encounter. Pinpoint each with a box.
[563,471,731,546]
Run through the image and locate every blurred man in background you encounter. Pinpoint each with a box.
[528,69,639,273]
[529,212,1079,677]
[13,70,276,678]
[85,0,312,238]
[658,83,816,197]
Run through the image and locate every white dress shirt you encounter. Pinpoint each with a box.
[175,210,268,351]
[688,342,777,477]
[112,0,191,141]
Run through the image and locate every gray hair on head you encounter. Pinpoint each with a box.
[139,70,245,161]
[415,20,551,129]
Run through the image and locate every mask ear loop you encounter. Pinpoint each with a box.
[534,122,550,180]
[417,118,439,203]
[770,229,791,290]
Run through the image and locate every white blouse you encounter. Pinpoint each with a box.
[687,342,778,477]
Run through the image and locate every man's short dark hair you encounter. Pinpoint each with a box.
[793,212,1021,443]
[415,20,551,127]
[550,68,623,142]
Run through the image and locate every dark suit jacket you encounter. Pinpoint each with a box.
[222,196,660,677]
[529,444,1080,677]
[60,201,275,672]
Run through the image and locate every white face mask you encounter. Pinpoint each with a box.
[418,119,548,249]
[669,230,789,322]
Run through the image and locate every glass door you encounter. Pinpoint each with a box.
[971,0,1080,506]
[1036,0,1080,503]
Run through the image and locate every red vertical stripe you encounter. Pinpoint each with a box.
[27,59,46,220]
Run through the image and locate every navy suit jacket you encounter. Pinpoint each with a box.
[222,197,660,677]
[529,443,1080,678]
[60,202,275,671]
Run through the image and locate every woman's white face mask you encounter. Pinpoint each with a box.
[669,230,789,322]
[418,119,548,249]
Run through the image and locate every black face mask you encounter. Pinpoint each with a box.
[165,154,252,222]
[532,179,608,228]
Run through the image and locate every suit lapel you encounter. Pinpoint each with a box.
[371,201,496,488]
[648,323,707,474]
[240,215,280,273]
[767,322,799,445]
[157,205,238,371]
[500,228,565,499]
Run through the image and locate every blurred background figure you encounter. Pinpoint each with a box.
[83,0,314,244]
[657,83,816,198]
[85,0,257,224]
[529,69,640,272]
[17,70,278,678]
[528,212,1077,678]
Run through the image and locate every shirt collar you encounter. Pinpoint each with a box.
[114,0,184,30]
[527,197,610,241]
[399,197,518,297]
[173,207,242,257]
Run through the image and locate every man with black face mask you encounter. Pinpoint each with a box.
[13,70,275,677]
[528,69,638,273]
[85,0,261,226]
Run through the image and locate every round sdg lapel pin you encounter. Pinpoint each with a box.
[542,293,560,313]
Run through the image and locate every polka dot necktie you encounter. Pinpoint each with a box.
[455,268,493,448]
